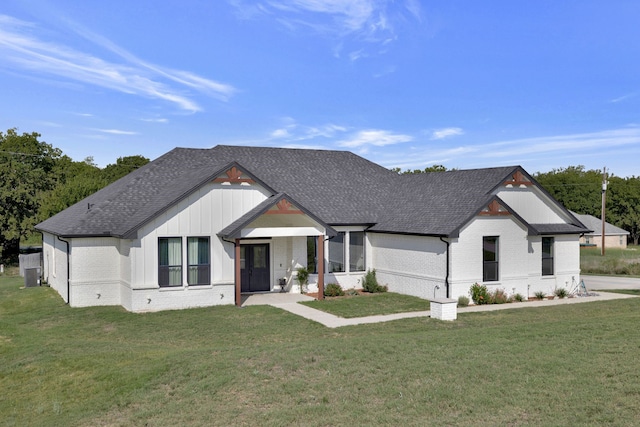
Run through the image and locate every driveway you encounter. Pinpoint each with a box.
[582,275,640,291]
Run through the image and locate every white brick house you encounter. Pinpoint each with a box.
[37,146,589,312]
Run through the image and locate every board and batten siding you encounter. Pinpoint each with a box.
[368,232,447,299]
[123,181,270,311]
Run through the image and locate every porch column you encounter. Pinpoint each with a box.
[235,239,241,307]
[317,234,324,300]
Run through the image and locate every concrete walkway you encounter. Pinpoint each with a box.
[241,290,638,329]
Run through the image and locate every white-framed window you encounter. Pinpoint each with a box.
[349,231,365,272]
[328,232,345,273]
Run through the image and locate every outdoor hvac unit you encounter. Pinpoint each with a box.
[24,268,41,288]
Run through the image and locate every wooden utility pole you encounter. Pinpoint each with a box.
[601,167,608,256]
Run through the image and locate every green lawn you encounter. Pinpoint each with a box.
[581,245,640,276]
[2,276,640,426]
[301,292,430,318]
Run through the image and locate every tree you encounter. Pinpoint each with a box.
[608,176,640,245]
[534,166,602,216]
[102,155,149,182]
[391,164,450,174]
[0,129,61,262]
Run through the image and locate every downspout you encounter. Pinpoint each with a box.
[439,237,450,299]
[57,236,70,305]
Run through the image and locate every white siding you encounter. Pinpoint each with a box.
[450,217,530,300]
[368,233,447,299]
[42,232,69,303]
[68,237,123,307]
[124,181,271,311]
[131,182,270,290]
[496,187,566,224]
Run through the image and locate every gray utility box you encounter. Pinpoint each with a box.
[24,268,41,288]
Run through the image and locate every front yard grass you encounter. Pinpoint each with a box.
[2,275,640,426]
[300,292,430,318]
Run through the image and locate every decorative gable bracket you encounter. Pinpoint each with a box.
[479,200,511,216]
[504,170,533,187]
[265,198,303,215]
[213,166,255,184]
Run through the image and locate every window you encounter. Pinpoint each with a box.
[328,232,345,273]
[542,237,554,276]
[188,237,210,285]
[620,236,624,246]
[159,237,182,287]
[585,236,591,245]
[349,231,365,272]
[306,236,317,274]
[483,236,499,282]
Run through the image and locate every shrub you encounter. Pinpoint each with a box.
[457,296,470,307]
[489,288,510,304]
[345,288,359,296]
[470,283,489,305]
[554,287,568,299]
[534,291,546,300]
[361,269,387,293]
[513,293,525,302]
[324,283,344,297]
[296,266,309,293]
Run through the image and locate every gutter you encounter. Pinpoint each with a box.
[439,237,450,298]
[56,236,70,305]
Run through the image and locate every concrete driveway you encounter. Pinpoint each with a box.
[582,275,640,291]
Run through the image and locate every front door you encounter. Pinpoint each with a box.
[240,244,270,292]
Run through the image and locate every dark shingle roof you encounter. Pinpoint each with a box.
[36,145,589,238]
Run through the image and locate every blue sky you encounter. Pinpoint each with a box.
[1,1,639,177]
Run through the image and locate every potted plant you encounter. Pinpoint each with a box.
[296,266,309,294]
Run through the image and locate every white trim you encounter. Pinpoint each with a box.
[241,226,322,238]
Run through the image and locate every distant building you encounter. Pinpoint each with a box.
[571,212,629,249]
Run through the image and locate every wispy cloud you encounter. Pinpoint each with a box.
[92,128,139,135]
[229,0,421,57]
[270,118,348,142]
[338,129,413,148]
[609,92,637,103]
[376,127,640,172]
[140,118,169,123]
[431,127,464,140]
[0,14,236,113]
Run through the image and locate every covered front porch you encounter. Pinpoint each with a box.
[217,193,336,306]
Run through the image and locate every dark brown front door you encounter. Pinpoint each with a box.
[240,244,270,292]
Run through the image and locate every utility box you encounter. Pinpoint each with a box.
[24,268,41,288]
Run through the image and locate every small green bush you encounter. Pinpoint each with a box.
[554,288,568,299]
[489,288,510,304]
[534,291,546,300]
[296,266,309,293]
[470,283,489,305]
[324,283,344,297]
[361,269,387,293]
[345,288,359,296]
[458,296,470,307]
[513,293,525,302]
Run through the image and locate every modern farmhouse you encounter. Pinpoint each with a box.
[36,145,590,312]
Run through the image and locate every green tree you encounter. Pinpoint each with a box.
[0,129,61,262]
[391,164,450,174]
[101,155,149,182]
[534,166,602,216]
[608,176,640,245]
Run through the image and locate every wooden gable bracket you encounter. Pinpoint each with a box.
[479,200,511,216]
[213,166,255,184]
[504,170,533,187]
[265,198,304,215]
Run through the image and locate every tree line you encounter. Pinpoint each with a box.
[2,127,637,262]
[0,128,149,262]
